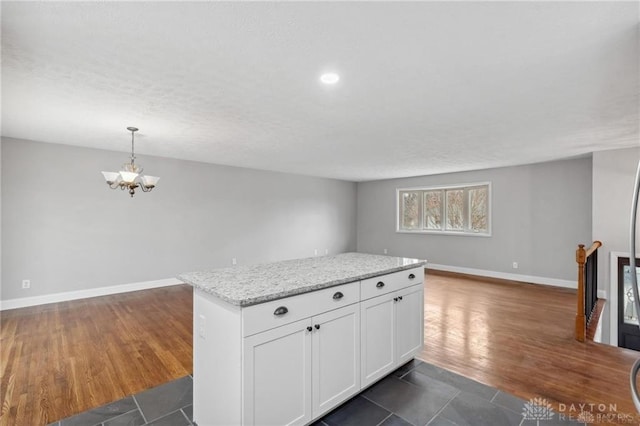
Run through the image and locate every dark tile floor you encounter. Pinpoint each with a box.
[49,360,583,426]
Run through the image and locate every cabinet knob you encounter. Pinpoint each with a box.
[376,281,385,288]
[315,324,321,330]
[399,296,403,301]
[333,291,344,300]
[307,326,313,332]
[408,273,416,279]
[394,297,398,302]
[273,306,288,316]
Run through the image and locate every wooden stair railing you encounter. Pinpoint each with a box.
[575,240,602,342]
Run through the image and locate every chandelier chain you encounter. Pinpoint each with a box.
[128,127,138,166]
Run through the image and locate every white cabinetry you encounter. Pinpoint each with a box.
[193,266,424,426]
[242,303,360,426]
[395,284,425,365]
[360,269,425,388]
[243,319,312,426]
[360,295,395,387]
[312,304,360,418]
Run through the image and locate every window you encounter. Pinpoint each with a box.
[397,183,490,236]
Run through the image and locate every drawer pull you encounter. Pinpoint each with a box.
[399,296,403,301]
[273,306,288,316]
[333,291,344,300]
[394,297,398,302]
[306,326,313,332]
[376,281,385,288]
[315,324,321,330]
[408,273,416,279]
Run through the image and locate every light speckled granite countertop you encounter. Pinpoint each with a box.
[178,252,427,307]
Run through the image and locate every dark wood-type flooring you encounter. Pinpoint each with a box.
[422,271,639,425]
[2,271,639,425]
[0,285,193,426]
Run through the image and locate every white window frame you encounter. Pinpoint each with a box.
[396,182,492,237]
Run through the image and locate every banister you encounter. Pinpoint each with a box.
[575,241,602,342]
[585,241,602,259]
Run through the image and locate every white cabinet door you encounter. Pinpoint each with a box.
[360,294,395,388]
[395,284,425,365]
[312,304,361,418]
[243,318,312,426]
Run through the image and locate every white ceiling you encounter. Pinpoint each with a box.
[2,1,638,181]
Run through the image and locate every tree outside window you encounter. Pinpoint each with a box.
[397,183,490,236]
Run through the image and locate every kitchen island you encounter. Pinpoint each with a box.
[178,252,427,426]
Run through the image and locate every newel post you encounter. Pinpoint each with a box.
[575,244,586,342]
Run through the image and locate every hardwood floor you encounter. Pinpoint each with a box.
[0,285,193,426]
[2,272,639,425]
[421,271,639,424]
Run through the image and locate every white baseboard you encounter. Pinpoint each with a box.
[427,263,576,289]
[0,278,183,311]
[2,265,583,310]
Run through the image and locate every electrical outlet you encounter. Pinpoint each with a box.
[22,279,30,289]
[325,249,328,255]
[314,249,318,256]
[383,248,388,254]
[232,258,237,265]
[512,262,518,269]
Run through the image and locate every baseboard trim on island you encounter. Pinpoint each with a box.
[427,263,576,290]
[0,278,183,311]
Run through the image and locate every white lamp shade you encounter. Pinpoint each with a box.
[101,171,120,183]
[141,175,160,187]
[119,171,139,183]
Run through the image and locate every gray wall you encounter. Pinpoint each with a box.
[1,138,357,301]
[592,147,640,344]
[357,157,592,282]
[0,139,2,301]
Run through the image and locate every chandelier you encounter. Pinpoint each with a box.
[101,127,159,197]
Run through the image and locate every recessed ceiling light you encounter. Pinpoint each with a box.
[320,72,340,85]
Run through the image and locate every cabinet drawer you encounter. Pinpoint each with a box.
[360,267,424,300]
[360,273,399,300]
[242,282,360,337]
[397,267,424,289]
